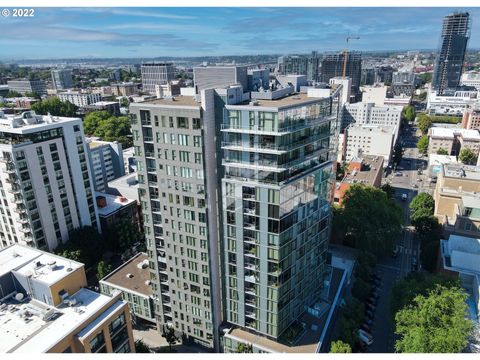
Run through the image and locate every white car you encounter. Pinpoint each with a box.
[358,329,374,346]
[402,193,408,201]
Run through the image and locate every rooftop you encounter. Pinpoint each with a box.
[95,192,136,217]
[227,92,328,110]
[0,244,83,285]
[100,253,152,297]
[86,137,118,149]
[441,234,480,275]
[136,95,201,108]
[0,111,80,134]
[0,288,120,353]
[107,172,139,189]
[443,164,480,181]
[430,127,480,140]
[341,155,384,186]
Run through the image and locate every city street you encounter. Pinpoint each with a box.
[369,124,423,352]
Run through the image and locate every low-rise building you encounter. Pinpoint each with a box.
[95,192,139,234]
[360,84,387,106]
[334,155,384,205]
[461,72,480,91]
[462,106,480,130]
[99,253,155,323]
[111,83,140,97]
[344,124,396,165]
[57,91,102,107]
[428,127,480,156]
[426,90,479,116]
[106,172,139,203]
[7,79,47,96]
[427,153,459,182]
[82,101,120,116]
[434,164,480,238]
[0,244,135,353]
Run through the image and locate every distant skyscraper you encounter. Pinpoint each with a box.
[321,52,362,98]
[278,51,321,82]
[0,111,100,251]
[432,12,471,96]
[51,69,73,90]
[141,63,176,94]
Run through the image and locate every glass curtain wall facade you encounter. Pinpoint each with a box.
[221,93,340,339]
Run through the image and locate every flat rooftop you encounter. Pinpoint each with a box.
[107,172,139,189]
[100,253,152,297]
[0,244,83,284]
[430,127,480,140]
[95,192,136,217]
[136,95,201,108]
[442,234,480,274]
[341,155,383,186]
[0,288,119,353]
[443,164,480,181]
[225,267,345,353]
[0,111,80,134]
[227,92,328,110]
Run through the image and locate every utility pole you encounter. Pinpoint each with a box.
[343,36,360,77]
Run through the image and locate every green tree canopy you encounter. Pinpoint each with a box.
[417,135,429,154]
[418,91,427,101]
[395,285,473,353]
[6,90,22,98]
[459,148,478,165]
[236,343,253,353]
[390,272,460,318]
[83,111,132,148]
[436,148,449,155]
[410,193,435,217]
[55,226,105,268]
[31,97,78,117]
[403,105,416,123]
[330,340,352,353]
[339,184,403,256]
[417,114,432,135]
[96,260,113,280]
[134,340,151,353]
[381,183,395,199]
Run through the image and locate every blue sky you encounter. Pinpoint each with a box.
[1,7,480,59]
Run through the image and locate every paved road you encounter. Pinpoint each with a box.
[369,124,422,353]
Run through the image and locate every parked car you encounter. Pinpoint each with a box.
[366,303,376,311]
[367,296,378,305]
[364,317,373,326]
[370,291,380,300]
[353,341,368,353]
[395,172,403,176]
[358,329,374,346]
[402,193,408,201]
[361,323,371,333]
[365,309,375,320]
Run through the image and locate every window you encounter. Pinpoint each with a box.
[109,313,126,336]
[89,331,105,353]
[192,118,201,129]
[177,117,189,129]
[178,134,189,146]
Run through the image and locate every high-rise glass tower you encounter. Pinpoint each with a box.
[321,52,362,99]
[432,12,471,96]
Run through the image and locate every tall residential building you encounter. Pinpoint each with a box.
[432,12,471,96]
[0,244,135,353]
[221,89,342,350]
[131,69,343,352]
[7,79,47,96]
[86,138,125,192]
[0,110,100,251]
[278,52,321,82]
[141,63,176,94]
[57,91,102,107]
[193,66,248,93]
[321,52,361,98]
[51,69,73,91]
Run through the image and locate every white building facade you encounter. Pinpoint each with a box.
[58,91,102,107]
[0,111,100,251]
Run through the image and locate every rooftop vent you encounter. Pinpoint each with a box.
[96,196,107,208]
[126,273,134,279]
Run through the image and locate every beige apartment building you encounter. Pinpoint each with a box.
[462,107,480,130]
[0,244,135,353]
[434,164,480,238]
[428,127,480,156]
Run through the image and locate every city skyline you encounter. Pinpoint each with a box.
[1,7,480,60]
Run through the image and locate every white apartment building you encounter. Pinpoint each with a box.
[58,91,102,107]
[344,124,396,165]
[461,72,480,91]
[428,127,480,156]
[0,110,100,251]
[360,85,388,106]
[343,102,403,144]
[329,77,352,105]
[86,138,125,192]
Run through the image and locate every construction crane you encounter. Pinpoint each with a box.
[343,36,360,77]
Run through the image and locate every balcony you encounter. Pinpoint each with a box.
[243,207,256,216]
[244,274,258,283]
[245,311,257,319]
[143,136,154,142]
[145,151,155,158]
[244,222,256,230]
[243,236,257,245]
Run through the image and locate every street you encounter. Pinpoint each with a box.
[369,124,423,353]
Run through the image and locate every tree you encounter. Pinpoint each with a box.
[83,111,133,148]
[418,91,428,101]
[96,260,113,280]
[24,91,41,99]
[163,326,177,351]
[436,148,449,155]
[83,110,111,135]
[390,272,460,318]
[55,226,105,268]
[417,135,429,155]
[410,193,435,217]
[340,185,403,256]
[105,219,142,252]
[134,340,151,353]
[417,114,432,134]
[403,105,416,123]
[6,90,22,98]
[352,277,370,301]
[381,183,395,199]
[395,285,473,353]
[459,148,478,165]
[236,343,253,353]
[330,340,352,353]
[418,72,433,85]
[31,97,78,117]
